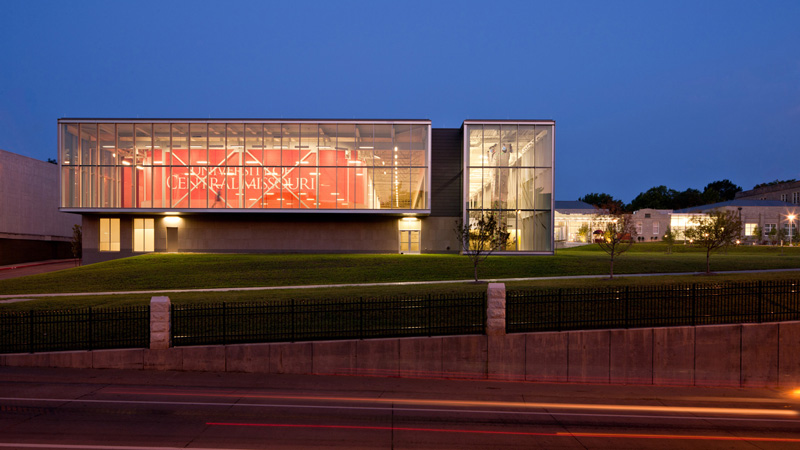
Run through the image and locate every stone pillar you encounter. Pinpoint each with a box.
[150,296,171,350]
[486,283,506,336]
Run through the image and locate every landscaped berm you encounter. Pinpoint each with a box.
[0,243,799,310]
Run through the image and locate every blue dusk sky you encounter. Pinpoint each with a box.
[1,0,798,203]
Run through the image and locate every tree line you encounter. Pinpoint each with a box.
[579,179,743,212]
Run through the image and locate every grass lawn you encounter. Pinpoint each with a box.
[0,243,798,311]
[0,244,800,309]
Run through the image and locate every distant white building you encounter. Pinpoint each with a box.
[554,199,799,245]
[0,149,81,265]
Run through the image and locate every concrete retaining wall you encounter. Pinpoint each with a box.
[2,321,799,388]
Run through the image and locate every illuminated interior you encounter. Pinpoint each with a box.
[60,121,429,211]
[464,122,554,252]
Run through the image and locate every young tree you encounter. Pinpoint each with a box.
[751,225,761,244]
[454,213,511,282]
[683,210,743,274]
[662,228,676,254]
[576,223,591,243]
[593,204,636,279]
[70,224,82,266]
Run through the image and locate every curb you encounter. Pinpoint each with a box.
[0,259,80,272]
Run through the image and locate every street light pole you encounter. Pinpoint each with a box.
[789,214,796,246]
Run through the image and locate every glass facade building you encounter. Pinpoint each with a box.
[60,120,430,212]
[464,121,554,253]
[59,118,554,261]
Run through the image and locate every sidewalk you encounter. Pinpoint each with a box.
[0,259,79,281]
[2,267,800,299]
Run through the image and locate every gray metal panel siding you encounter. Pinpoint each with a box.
[430,128,463,217]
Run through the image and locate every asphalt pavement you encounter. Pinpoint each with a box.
[0,367,798,449]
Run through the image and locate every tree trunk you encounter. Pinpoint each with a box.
[706,249,711,274]
[474,262,479,282]
[609,257,615,279]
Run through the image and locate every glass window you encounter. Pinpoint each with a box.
[190,123,207,165]
[410,124,428,167]
[133,218,154,252]
[517,125,536,167]
[80,123,98,166]
[336,124,356,166]
[484,125,500,168]
[356,124,373,166]
[62,165,79,207]
[190,166,207,208]
[244,124,263,166]
[99,218,120,252]
[171,124,189,166]
[500,125,517,168]
[226,123,244,166]
[318,124,337,168]
[464,121,553,253]
[171,166,190,208]
[393,124,411,167]
[244,166,262,208]
[534,168,552,210]
[99,124,116,166]
[410,167,427,209]
[61,121,430,213]
[299,123,318,166]
[282,123,300,166]
[262,167,281,208]
[534,125,553,167]
[61,123,80,165]
[134,124,152,166]
[207,124,226,166]
[467,125,483,168]
[374,123,392,170]
[653,222,660,235]
[263,124,281,165]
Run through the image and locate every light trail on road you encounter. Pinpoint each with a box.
[2,395,799,424]
[102,388,799,417]
[206,422,800,442]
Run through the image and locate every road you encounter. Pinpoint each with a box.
[0,367,799,449]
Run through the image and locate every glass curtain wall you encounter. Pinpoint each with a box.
[465,122,554,252]
[60,121,430,211]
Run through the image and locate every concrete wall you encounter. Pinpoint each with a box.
[0,149,81,264]
[82,214,460,264]
[3,321,799,388]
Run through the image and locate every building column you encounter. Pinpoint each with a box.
[486,283,506,336]
[150,296,171,349]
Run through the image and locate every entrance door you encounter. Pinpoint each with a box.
[166,227,178,253]
[399,230,420,254]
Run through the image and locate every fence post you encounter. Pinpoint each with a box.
[557,289,563,332]
[150,296,171,350]
[28,310,34,354]
[88,307,93,350]
[222,302,227,345]
[426,295,432,337]
[757,281,763,323]
[624,287,630,329]
[291,299,296,342]
[486,283,506,336]
[359,297,364,339]
[691,284,697,326]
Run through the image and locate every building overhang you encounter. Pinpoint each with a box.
[60,208,431,217]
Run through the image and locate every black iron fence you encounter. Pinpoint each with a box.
[172,293,486,347]
[507,280,800,333]
[0,306,150,354]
